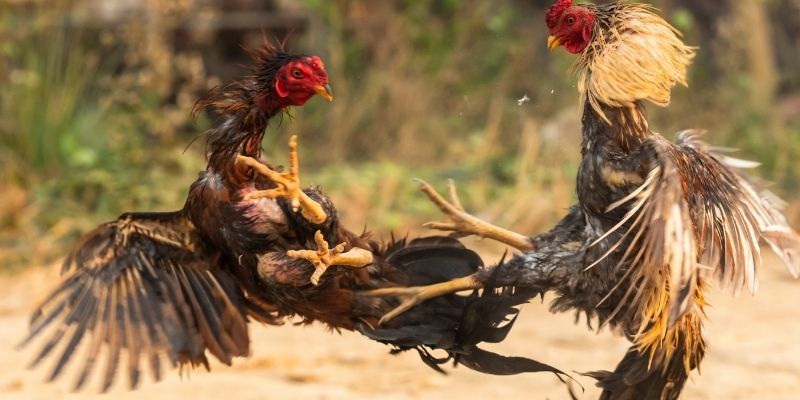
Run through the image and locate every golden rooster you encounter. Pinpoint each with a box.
[369,1,800,398]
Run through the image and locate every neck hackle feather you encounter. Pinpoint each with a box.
[192,40,301,173]
[577,3,696,122]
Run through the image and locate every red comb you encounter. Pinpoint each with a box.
[545,0,573,30]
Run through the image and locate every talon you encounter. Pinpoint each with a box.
[310,264,328,286]
[379,291,424,325]
[415,179,535,251]
[447,179,465,211]
[363,286,427,324]
[289,231,373,285]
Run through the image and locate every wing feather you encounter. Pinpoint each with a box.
[48,287,97,382]
[73,281,111,390]
[120,269,142,389]
[128,265,165,383]
[596,130,799,360]
[19,211,250,391]
[101,282,121,393]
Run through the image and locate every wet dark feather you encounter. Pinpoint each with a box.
[20,211,250,392]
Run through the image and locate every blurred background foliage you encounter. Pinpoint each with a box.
[0,0,798,271]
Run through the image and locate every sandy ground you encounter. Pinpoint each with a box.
[1,253,799,400]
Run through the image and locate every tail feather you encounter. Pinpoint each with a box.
[587,331,705,400]
[357,238,569,380]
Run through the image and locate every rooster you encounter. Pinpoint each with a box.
[369,1,800,399]
[19,41,563,392]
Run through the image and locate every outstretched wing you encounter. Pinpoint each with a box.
[19,211,250,392]
[595,130,800,337]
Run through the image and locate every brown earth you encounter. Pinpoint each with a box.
[1,253,798,400]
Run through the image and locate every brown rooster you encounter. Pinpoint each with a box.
[19,41,563,392]
[369,1,800,399]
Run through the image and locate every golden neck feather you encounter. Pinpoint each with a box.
[576,3,696,123]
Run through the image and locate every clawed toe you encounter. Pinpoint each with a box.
[288,231,373,285]
[416,179,534,251]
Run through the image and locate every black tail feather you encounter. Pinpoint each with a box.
[357,240,570,382]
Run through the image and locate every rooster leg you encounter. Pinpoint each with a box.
[365,274,483,324]
[417,179,534,251]
[236,135,328,224]
[288,230,373,285]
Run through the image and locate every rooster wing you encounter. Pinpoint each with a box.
[19,211,250,392]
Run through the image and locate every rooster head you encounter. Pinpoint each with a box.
[195,40,332,121]
[545,0,596,54]
[271,56,332,107]
[194,40,334,171]
[544,1,696,120]
[250,43,332,113]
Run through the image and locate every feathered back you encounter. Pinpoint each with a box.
[578,3,696,122]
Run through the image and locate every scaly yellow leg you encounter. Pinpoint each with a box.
[236,135,327,224]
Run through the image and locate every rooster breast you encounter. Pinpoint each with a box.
[236,184,290,234]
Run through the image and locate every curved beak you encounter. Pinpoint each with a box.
[314,84,334,102]
[547,35,562,51]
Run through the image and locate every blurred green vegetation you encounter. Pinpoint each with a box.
[1,0,798,272]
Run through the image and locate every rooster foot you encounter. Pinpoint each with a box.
[288,230,373,285]
[236,135,328,224]
[365,275,483,324]
[416,179,534,251]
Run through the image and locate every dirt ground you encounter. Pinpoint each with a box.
[1,253,798,400]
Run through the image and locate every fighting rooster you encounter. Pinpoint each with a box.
[369,1,800,399]
[19,42,560,392]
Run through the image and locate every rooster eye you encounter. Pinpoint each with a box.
[566,16,575,25]
[292,70,303,78]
